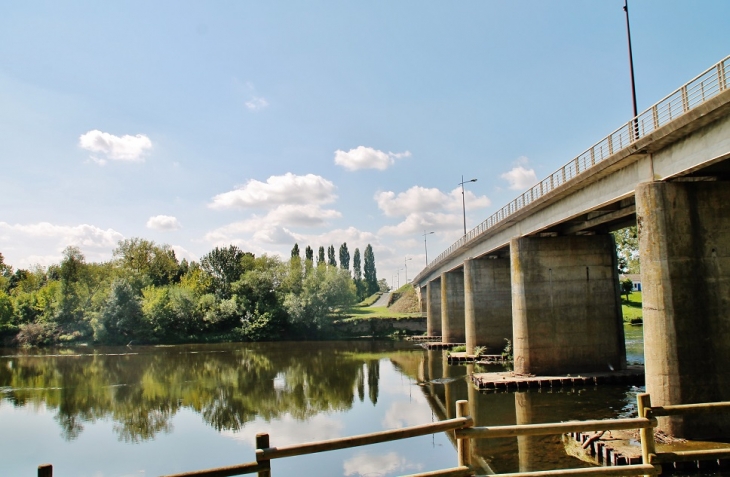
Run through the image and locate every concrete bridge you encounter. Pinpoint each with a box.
[412,55,730,439]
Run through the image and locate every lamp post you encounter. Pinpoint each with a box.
[404,257,412,283]
[459,175,478,236]
[422,231,434,266]
[623,0,638,139]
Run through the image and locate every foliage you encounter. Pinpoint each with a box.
[502,339,513,360]
[284,265,356,336]
[613,226,640,274]
[0,237,380,346]
[620,278,633,301]
[317,246,325,266]
[363,244,378,296]
[327,245,337,267]
[338,242,350,271]
[199,245,250,298]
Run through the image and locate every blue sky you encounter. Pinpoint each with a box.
[1,1,728,286]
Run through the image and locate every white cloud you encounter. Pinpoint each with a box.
[170,245,197,262]
[501,157,538,190]
[343,451,422,477]
[79,130,152,164]
[221,414,344,448]
[0,222,124,267]
[209,173,336,210]
[382,400,431,429]
[266,204,341,227]
[334,146,411,171]
[146,215,181,231]
[245,96,269,111]
[375,185,490,237]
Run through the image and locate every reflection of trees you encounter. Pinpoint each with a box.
[0,341,404,442]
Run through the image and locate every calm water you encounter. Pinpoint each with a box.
[1,327,646,477]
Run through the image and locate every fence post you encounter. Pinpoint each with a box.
[256,433,271,477]
[456,400,471,468]
[38,464,52,477]
[637,393,657,476]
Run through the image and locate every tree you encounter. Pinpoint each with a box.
[305,246,314,262]
[339,243,350,272]
[352,248,364,299]
[317,246,325,266]
[327,245,337,267]
[200,245,250,298]
[363,244,378,295]
[291,243,300,258]
[92,279,145,344]
[612,226,640,274]
[114,238,179,287]
[352,249,362,281]
[620,278,634,301]
[58,246,87,324]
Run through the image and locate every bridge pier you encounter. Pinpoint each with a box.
[464,256,512,355]
[441,270,466,343]
[637,181,730,439]
[426,279,442,337]
[510,235,625,375]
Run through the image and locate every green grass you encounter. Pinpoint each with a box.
[622,291,643,322]
[342,306,421,320]
[353,293,382,307]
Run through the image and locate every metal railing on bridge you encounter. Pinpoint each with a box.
[421,54,730,279]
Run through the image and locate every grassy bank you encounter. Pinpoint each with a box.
[622,291,642,323]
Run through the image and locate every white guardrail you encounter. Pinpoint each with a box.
[420,54,730,278]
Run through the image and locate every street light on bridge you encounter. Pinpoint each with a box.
[459,175,478,236]
[404,257,412,283]
[422,231,434,266]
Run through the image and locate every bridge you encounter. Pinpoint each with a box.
[412,55,730,439]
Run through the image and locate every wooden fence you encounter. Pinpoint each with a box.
[37,393,730,477]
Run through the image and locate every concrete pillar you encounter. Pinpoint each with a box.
[441,270,466,343]
[637,181,730,439]
[426,279,442,337]
[511,235,625,375]
[465,257,513,355]
[419,285,427,314]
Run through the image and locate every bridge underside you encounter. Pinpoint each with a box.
[415,88,730,439]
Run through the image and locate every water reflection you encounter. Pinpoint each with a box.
[0,341,404,443]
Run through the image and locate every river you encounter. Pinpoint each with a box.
[1,326,645,476]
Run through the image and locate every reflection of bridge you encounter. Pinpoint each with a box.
[412,55,730,439]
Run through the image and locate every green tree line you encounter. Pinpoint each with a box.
[0,239,380,346]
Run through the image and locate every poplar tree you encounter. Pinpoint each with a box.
[317,246,325,266]
[305,246,314,262]
[352,249,362,281]
[291,243,300,258]
[363,244,378,295]
[339,243,350,271]
[327,245,337,267]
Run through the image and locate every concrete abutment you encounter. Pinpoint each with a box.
[510,234,626,375]
[464,257,513,355]
[637,180,730,439]
[441,270,466,343]
[426,279,442,337]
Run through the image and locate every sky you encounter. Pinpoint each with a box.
[1,1,728,287]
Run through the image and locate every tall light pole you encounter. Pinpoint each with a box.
[404,257,412,283]
[623,0,638,138]
[396,268,403,289]
[459,175,478,236]
[422,231,434,266]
